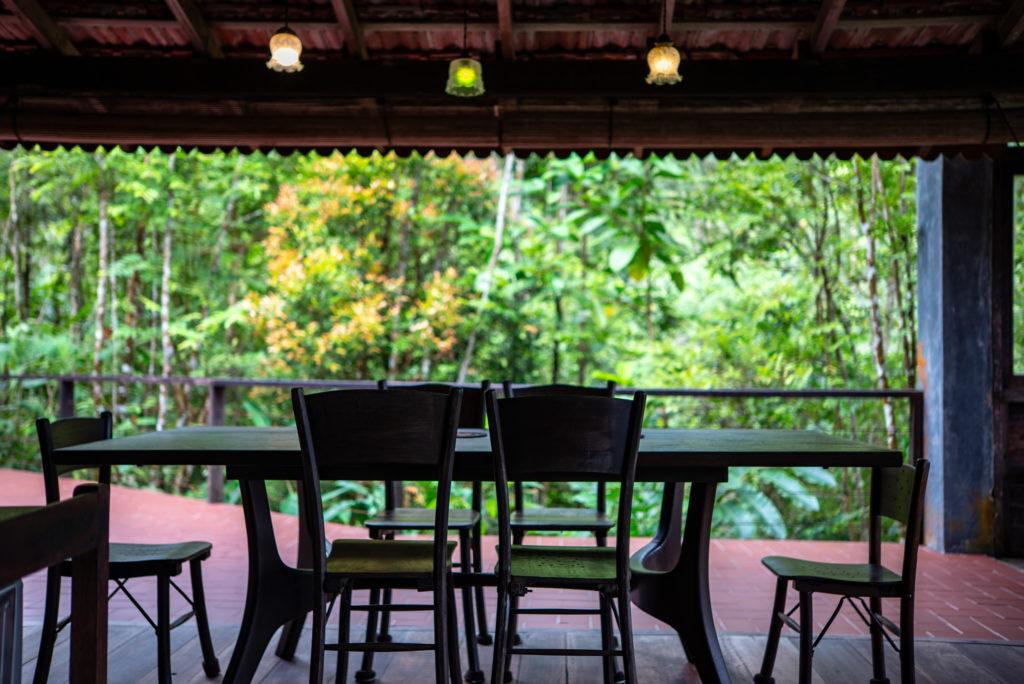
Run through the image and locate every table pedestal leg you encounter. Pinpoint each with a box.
[224,479,313,683]
[630,481,730,684]
[275,481,313,659]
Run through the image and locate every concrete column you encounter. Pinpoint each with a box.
[917,155,994,553]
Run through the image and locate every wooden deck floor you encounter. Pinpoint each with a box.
[24,623,1024,683]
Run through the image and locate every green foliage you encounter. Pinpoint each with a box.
[0,146,919,541]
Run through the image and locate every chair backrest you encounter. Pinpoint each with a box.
[291,387,462,581]
[501,380,617,399]
[36,412,113,504]
[870,458,930,591]
[486,390,646,576]
[500,381,618,513]
[377,380,490,429]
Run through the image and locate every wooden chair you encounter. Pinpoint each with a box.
[486,389,647,684]
[291,387,464,684]
[35,412,220,684]
[500,381,619,546]
[360,380,490,683]
[754,458,930,684]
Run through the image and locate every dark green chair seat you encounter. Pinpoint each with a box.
[512,507,614,533]
[365,507,479,531]
[58,541,213,580]
[507,545,617,582]
[761,556,903,596]
[327,539,456,576]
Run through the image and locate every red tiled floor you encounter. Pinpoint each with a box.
[4,468,1024,641]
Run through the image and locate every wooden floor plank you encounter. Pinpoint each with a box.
[25,623,1024,683]
[631,633,697,684]
[949,641,1024,683]
[514,629,566,684]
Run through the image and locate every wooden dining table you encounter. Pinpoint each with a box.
[54,425,901,684]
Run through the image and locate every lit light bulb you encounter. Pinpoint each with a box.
[267,27,304,73]
[446,56,485,97]
[646,39,682,86]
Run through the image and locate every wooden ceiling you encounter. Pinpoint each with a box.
[1,1,1023,157]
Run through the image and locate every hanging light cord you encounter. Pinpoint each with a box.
[661,0,668,39]
[462,0,469,55]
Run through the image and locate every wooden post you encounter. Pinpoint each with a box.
[206,382,226,503]
[58,377,75,418]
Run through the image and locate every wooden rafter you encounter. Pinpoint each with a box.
[13,15,999,36]
[998,0,1024,47]
[1,0,78,55]
[329,0,367,59]
[164,0,222,58]
[497,0,514,59]
[810,0,847,55]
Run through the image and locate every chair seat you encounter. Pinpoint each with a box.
[327,539,457,576]
[60,540,212,579]
[511,507,615,532]
[505,545,618,583]
[365,507,480,531]
[762,555,903,593]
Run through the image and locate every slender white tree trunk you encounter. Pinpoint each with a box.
[457,152,515,383]
[157,155,175,431]
[92,156,109,407]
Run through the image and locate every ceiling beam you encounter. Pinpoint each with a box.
[3,109,1017,152]
[329,0,367,59]
[497,0,514,59]
[4,54,1022,100]
[164,0,222,58]
[998,0,1024,47]
[1,0,78,55]
[810,0,847,55]
[25,15,1001,36]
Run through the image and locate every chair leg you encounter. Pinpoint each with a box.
[599,592,615,684]
[505,592,519,680]
[869,596,891,684]
[356,587,380,682]
[471,482,491,645]
[336,586,352,684]
[458,529,484,683]
[378,587,394,642]
[899,595,916,684]
[189,558,221,678]
[434,579,450,684]
[310,585,328,684]
[34,567,62,684]
[617,585,638,684]
[491,584,511,684]
[797,591,813,684]
[447,581,464,684]
[157,575,173,684]
[754,577,789,684]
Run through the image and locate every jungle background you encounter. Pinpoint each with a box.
[0,147,973,541]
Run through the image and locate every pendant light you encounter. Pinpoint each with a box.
[267,6,303,73]
[445,0,484,97]
[646,1,681,85]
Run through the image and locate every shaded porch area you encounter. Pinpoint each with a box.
[7,468,1023,681]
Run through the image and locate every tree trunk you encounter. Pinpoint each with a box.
[457,153,515,383]
[157,154,175,432]
[92,156,109,407]
[387,167,422,379]
[69,207,85,343]
[860,157,897,450]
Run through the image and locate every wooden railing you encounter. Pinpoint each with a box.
[5,374,924,505]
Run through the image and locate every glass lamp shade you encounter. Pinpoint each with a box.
[445,56,485,97]
[646,39,681,85]
[267,27,304,73]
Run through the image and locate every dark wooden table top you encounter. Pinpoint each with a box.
[53,426,900,482]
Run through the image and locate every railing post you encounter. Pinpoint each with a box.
[206,382,226,503]
[909,392,924,464]
[58,377,75,418]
